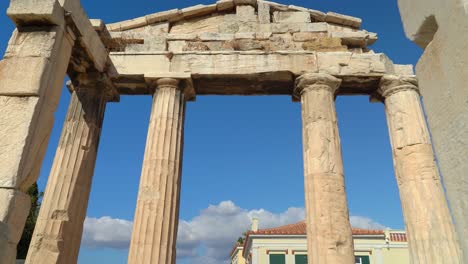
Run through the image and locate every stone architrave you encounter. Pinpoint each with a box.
[25,82,108,264]
[128,78,187,264]
[294,73,355,264]
[378,75,461,264]
[0,26,73,264]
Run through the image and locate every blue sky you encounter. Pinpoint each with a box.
[0,0,422,263]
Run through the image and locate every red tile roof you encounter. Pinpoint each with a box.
[247,221,385,236]
[390,232,407,242]
[230,243,243,257]
[237,221,408,259]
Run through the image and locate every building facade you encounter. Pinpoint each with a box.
[231,221,409,264]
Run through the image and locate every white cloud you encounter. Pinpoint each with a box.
[350,215,387,230]
[82,216,132,249]
[176,201,305,263]
[81,201,387,263]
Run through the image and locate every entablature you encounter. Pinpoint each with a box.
[109,50,414,97]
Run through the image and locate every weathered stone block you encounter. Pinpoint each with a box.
[0,189,30,243]
[288,5,326,21]
[300,22,328,32]
[216,0,234,11]
[0,96,52,189]
[0,57,49,96]
[234,0,257,5]
[7,0,64,26]
[394,64,414,75]
[181,4,217,18]
[355,53,388,74]
[238,22,258,32]
[273,11,311,23]
[126,36,167,52]
[326,12,361,28]
[125,22,169,34]
[267,34,297,50]
[262,0,288,11]
[317,52,352,74]
[167,33,197,40]
[184,41,235,51]
[110,54,170,75]
[116,17,147,31]
[232,39,264,50]
[293,32,325,42]
[145,9,180,25]
[271,23,300,33]
[4,28,61,59]
[59,0,109,72]
[256,32,272,40]
[258,1,271,23]
[199,33,234,41]
[316,52,389,75]
[219,22,241,33]
[236,5,257,22]
[171,15,228,34]
[184,42,210,51]
[302,37,345,52]
[235,32,256,39]
[170,52,318,75]
[331,31,370,47]
[168,41,187,52]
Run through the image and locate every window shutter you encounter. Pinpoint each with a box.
[361,256,370,264]
[295,254,308,264]
[269,254,286,264]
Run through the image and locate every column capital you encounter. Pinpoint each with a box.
[155,78,180,89]
[378,75,419,98]
[67,72,119,102]
[294,73,341,99]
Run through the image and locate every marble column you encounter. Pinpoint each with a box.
[0,26,73,263]
[128,78,186,264]
[25,82,107,263]
[379,75,461,264]
[294,73,355,264]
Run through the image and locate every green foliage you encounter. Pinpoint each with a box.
[16,183,42,259]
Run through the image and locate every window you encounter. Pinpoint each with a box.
[270,254,286,264]
[295,254,307,264]
[355,256,370,264]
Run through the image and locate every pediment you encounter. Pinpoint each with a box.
[106,0,377,53]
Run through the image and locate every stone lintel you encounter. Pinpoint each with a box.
[110,51,395,96]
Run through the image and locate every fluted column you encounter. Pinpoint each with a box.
[128,78,186,264]
[379,75,461,264]
[294,73,355,264]
[25,82,107,264]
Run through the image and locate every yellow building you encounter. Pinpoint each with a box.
[230,221,409,264]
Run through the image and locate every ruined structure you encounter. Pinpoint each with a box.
[0,0,461,263]
[397,1,468,262]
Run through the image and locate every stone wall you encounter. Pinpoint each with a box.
[397,0,468,262]
[107,1,377,54]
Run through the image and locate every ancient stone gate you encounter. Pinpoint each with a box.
[0,0,461,263]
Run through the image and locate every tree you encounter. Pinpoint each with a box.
[16,182,42,259]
